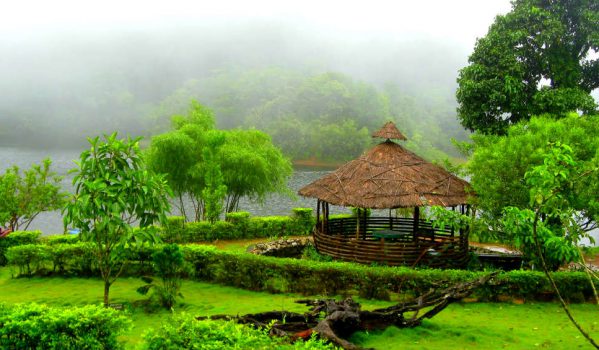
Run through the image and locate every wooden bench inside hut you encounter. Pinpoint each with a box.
[298,122,473,268]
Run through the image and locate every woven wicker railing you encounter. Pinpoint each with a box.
[314,217,469,268]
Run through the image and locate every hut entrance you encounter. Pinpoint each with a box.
[299,122,473,268]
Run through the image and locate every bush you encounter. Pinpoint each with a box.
[0,303,131,349]
[6,242,97,277]
[137,244,186,309]
[5,244,49,275]
[0,230,41,265]
[142,314,336,350]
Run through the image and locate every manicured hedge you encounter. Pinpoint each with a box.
[0,231,41,265]
[160,208,315,243]
[6,242,597,302]
[0,303,130,349]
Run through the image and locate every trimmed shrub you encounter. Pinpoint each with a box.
[5,244,49,275]
[0,230,41,265]
[0,303,130,349]
[6,242,97,277]
[6,241,597,303]
[176,245,598,302]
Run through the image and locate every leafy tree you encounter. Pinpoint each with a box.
[146,101,292,221]
[430,143,598,347]
[0,159,67,231]
[137,244,186,309]
[457,0,599,134]
[200,135,227,223]
[502,142,598,348]
[467,114,599,235]
[218,129,292,213]
[63,134,172,305]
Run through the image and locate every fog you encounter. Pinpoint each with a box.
[0,0,513,149]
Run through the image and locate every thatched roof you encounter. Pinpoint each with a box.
[298,140,472,209]
[372,121,407,140]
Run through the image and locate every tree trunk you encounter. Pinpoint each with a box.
[103,279,111,306]
[198,273,497,349]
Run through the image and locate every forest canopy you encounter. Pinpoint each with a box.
[148,68,466,162]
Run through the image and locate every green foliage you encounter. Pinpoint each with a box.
[301,244,333,262]
[63,133,172,304]
[6,242,96,277]
[151,68,466,163]
[0,158,68,231]
[146,101,293,220]
[201,133,227,223]
[142,314,337,350]
[160,209,314,243]
[467,115,599,239]
[5,244,48,275]
[41,234,80,245]
[501,142,598,268]
[0,303,131,349]
[4,241,598,302]
[0,230,41,265]
[171,99,215,131]
[457,0,599,134]
[137,244,186,309]
[218,129,293,212]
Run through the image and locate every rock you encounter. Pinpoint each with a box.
[248,237,314,258]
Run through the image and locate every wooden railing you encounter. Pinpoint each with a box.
[314,216,468,268]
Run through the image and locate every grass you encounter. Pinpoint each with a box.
[351,302,599,349]
[0,267,390,348]
[2,267,598,349]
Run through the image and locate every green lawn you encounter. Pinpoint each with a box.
[1,267,598,349]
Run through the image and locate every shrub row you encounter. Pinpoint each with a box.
[0,303,130,349]
[161,208,315,243]
[0,208,314,265]
[6,243,597,302]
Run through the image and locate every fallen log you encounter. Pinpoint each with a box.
[197,272,497,349]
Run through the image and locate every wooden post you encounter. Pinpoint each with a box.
[362,208,368,240]
[413,206,420,234]
[325,202,330,234]
[316,200,321,232]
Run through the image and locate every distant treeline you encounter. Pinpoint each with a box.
[149,68,468,162]
[1,66,466,162]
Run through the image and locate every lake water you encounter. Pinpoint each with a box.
[0,147,596,245]
[0,147,349,234]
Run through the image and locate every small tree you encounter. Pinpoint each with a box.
[63,134,171,305]
[0,159,67,231]
[137,244,186,309]
[502,142,598,348]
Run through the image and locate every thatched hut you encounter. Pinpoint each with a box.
[298,122,473,268]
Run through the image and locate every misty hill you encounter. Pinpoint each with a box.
[0,23,469,160]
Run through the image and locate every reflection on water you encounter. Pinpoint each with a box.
[0,147,596,246]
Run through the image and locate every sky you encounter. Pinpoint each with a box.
[1,0,513,50]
